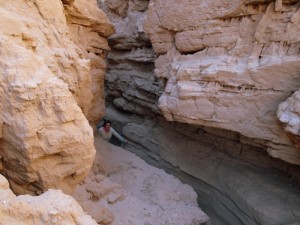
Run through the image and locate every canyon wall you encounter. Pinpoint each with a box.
[99,0,300,224]
[144,0,300,165]
[0,0,112,195]
[118,116,300,225]
[98,0,164,116]
[101,0,300,166]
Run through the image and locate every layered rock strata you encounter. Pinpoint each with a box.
[0,0,113,195]
[99,0,300,180]
[277,89,300,149]
[99,1,300,224]
[0,174,98,225]
[107,113,300,225]
[144,0,300,165]
[98,0,165,116]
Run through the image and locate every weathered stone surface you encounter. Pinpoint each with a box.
[277,89,300,149]
[64,0,115,38]
[0,0,113,194]
[106,0,129,17]
[0,174,98,225]
[144,0,300,165]
[97,0,300,224]
[99,0,164,116]
[65,0,115,123]
[116,116,300,225]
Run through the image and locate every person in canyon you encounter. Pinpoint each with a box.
[97,120,127,145]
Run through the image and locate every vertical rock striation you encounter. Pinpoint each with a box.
[144,0,300,165]
[0,0,113,195]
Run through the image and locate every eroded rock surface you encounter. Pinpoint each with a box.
[0,174,98,225]
[98,0,165,116]
[114,115,300,225]
[0,0,113,195]
[144,0,300,165]
[65,0,115,123]
[277,89,300,149]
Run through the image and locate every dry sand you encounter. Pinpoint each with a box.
[72,134,210,225]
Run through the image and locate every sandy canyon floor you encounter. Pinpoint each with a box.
[72,134,210,225]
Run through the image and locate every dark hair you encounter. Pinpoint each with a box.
[103,119,111,126]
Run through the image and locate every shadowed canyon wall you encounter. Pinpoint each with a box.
[0,0,113,195]
[99,0,300,224]
[98,0,163,116]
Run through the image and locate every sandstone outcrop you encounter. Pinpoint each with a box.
[277,89,300,149]
[0,0,113,195]
[99,1,300,224]
[0,174,98,225]
[144,0,300,165]
[64,0,115,123]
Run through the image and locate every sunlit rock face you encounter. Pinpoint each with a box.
[277,89,300,149]
[0,175,98,225]
[0,0,113,195]
[144,0,300,165]
[64,0,115,123]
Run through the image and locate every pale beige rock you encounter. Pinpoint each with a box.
[277,89,300,149]
[72,135,210,225]
[0,0,114,194]
[64,0,115,37]
[144,0,300,165]
[0,174,98,225]
[64,0,115,123]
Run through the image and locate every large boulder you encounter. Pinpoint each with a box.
[0,0,113,195]
[0,174,98,225]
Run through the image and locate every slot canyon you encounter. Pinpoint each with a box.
[0,0,300,225]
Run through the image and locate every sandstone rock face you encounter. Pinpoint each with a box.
[277,89,300,149]
[0,0,112,194]
[0,174,98,225]
[98,1,300,224]
[144,0,300,165]
[98,0,165,116]
[64,0,115,123]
